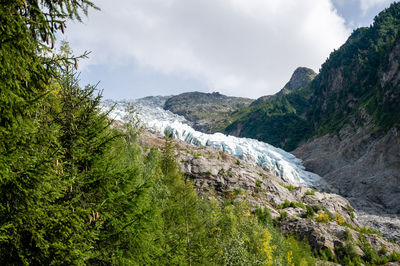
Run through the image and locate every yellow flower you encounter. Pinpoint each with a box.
[260,229,276,265]
[287,251,294,266]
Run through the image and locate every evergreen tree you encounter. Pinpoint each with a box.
[0,1,97,263]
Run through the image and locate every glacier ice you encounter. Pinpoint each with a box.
[103,97,321,187]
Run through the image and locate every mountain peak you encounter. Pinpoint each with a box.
[283,67,317,92]
[250,66,316,107]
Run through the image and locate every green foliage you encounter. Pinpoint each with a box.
[305,189,316,195]
[225,3,400,151]
[4,0,394,264]
[315,212,332,223]
[302,205,316,218]
[283,184,297,191]
[279,200,305,210]
[318,248,337,262]
[279,211,288,220]
[234,188,242,195]
[225,91,313,151]
[309,2,400,135]
[349,206,356,219]
[335,241,363,265]
[0,1,98,264]
[357,226,382,237]
[192,152,202,159]
[256,179,262,187]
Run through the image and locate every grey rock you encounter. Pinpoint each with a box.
[140,130,400,257]
[250,67,316,106]
[164,91,253,133]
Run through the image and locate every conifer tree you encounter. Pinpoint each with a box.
[0,1,97,263]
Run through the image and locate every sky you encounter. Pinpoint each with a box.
[63,0,397,100]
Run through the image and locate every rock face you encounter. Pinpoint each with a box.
[164,91,253,133]
[107,97,322,187]
[292,21,400,239]
[282,67,317,92]
[225,5,400,240]
[293,123,400,241]
[250,67,316,106]
[139,130,400,256]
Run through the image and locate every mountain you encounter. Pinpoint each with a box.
[140,129,400,254]
[106,97,322,187]
[225,67,316,151]
[250,67,316,107]
[226,3,400,216]
[163,91,253,133]
[106,98,400,262]
[293,4,400,215]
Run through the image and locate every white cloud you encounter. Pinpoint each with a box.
[65,0,351,98]
[359,0,392,13]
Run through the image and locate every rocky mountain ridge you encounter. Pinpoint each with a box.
[221,4,400,226]
[139,129,400,259]
[163,91,253,133]
[250,67,316,107]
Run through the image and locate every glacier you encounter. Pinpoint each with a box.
[103,97,321,187]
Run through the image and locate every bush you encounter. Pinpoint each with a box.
[302,205,315,218]
[283,184,297,191]
[316,212,331,223]
[280,200,305,210]
[335,212,346,225]
[280,211,288,220]
[306,189,315,195]
[318,248,336,262]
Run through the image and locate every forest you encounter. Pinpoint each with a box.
[0,1,316,265]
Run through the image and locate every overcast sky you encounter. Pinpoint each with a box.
[64,0,397,100]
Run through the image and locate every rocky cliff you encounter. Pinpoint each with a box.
[225,3,400,228]
[250,67,316,107]
[139,130,400,260]
[292,5,400,215]
[164,91,253,133]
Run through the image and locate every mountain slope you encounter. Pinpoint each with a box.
[225,67,316,151]
[226,3,400,215]
[250,67,316,107]
[293,3,400,214]
[163,91,253,133]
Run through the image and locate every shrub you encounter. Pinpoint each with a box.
[302,205,315,218]
[318,248,336,262]
[305,189,315,195]
[358,226,381,237]
[335,212,346,225]
[283,184,297,191]
[256,179,262,188]
[316,212,331,223]
[280,211,288,220]
[280,200,305,210]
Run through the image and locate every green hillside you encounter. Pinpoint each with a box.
[226,2,400,151]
